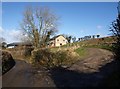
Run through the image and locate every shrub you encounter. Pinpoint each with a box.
[31,48,79,69]
[54,49,79,67]
[31,49,55,68]
[24,47,34,57]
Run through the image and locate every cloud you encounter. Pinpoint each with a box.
[0,27,24,43]
[9,29,22,37]
[9,29,24,42]
[97,25,102,29]
[0,26,3,33]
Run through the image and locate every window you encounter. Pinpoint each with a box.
[57,39,59,41]
[60,43,62,46]
[63,40,65,41]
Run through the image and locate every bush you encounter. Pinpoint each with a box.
[24,47,34,57]
[1,50,15,75]
[31,48,79,68]
[54,49,79,67]
[54,51,68,66]
[31,49,55,68]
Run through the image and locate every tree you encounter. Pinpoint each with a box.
[67,36,72,43]
[20,6,58,48]
[78,38,81,42]
[63,34,72,44]
[0,37,6,48]
[0,37,5,43]
[81,37,83,41]
[87,35,91,40]
[92,35,95,39]
[45,30,55,46]
[96,35,100,38]
[2,42,7,49]
[72,37,76,43]
[110,2,120,61]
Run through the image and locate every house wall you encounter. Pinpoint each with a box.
[55,35,68,46]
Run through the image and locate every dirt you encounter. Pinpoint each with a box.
[2,48,116,87]
[69,48,113,73]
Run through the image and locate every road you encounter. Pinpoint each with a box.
[2,60,33,87]
[2,48,115,87]
[2,60,55,87]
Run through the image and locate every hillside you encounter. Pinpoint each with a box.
[59,36,116,51]
[78,36,116,45]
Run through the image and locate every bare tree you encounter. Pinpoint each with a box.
[20,6,58,48]
[110,2,120,61]
[0,37,5,43]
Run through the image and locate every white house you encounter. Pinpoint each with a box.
[49,35,68,47]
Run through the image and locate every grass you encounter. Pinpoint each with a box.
[74,47,87,58]
[95,45,113,51]
[70,37,115,51]
[83,44,113,51]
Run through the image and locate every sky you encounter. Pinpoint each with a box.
[1,2,118,43]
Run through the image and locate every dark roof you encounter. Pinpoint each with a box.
[7,42,33,47]
[50,35,66,41]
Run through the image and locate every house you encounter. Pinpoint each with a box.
[7,35,68,48]
[7,42,33,48]
[49,35,68,47]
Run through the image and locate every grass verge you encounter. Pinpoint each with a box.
[83,44,113,51]
[74,47,87,58]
